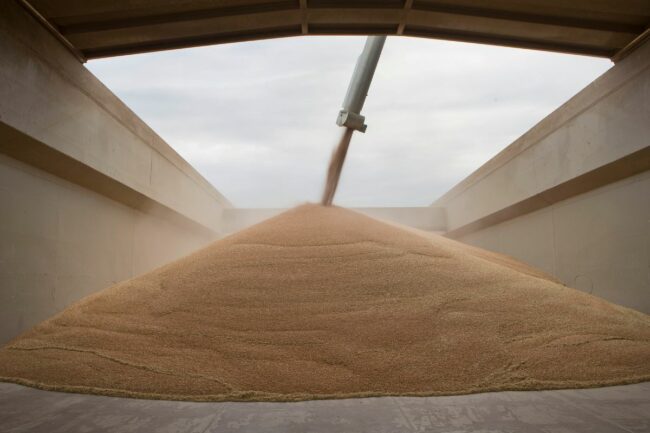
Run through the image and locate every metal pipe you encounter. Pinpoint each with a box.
[336,35,387,133]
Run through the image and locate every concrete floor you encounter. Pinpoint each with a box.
[1,382,649,432]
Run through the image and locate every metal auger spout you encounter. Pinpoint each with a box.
[322,36,387,206]
[336,35,387,133]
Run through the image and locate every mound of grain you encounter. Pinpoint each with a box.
[1,204,649,401]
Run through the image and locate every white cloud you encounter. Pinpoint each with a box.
[87,36,611,207]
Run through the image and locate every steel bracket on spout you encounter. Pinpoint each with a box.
[336,111,367,132]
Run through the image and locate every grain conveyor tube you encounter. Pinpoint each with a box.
[336,35,387,133]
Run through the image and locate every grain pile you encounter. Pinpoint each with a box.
[1,204,649,402]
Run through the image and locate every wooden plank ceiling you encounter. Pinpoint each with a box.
[20,0,650,61]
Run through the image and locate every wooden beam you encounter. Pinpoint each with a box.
[58,1,299,35]
[299,0,308,34]
[411,1,646,34]
[404,26,616,57]
[397,0,413,35]
[82,26,302,59]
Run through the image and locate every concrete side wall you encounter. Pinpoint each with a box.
[457,170,650,313]
[222,207,447,235]
[0,153,218,344]
[436,39,650,313]
[0,1,228,343]
[436,38,649,233]
[0,1,230,233]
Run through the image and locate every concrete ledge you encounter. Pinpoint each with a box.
[435,37,649,233]
[446,146,650,239]
[0,0,230,233]
[0,122,216,239]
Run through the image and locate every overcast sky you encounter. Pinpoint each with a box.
[87,36,611,208]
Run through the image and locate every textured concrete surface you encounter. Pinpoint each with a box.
[458,170,650,314]
[436,38,649,232]
[0,0,227,344]
[0,153,218,345]
[435,37,650,314]
[0,0,230,233]
[1,381,649,432]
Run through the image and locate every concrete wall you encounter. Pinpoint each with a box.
[436,38,650,313]
[222,207,447,235]
[459,171,650,312]
[0,0,230,343]
[0,153,218,343]
[0,0,230,233]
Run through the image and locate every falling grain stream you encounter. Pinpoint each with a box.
[321,127,354,206]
